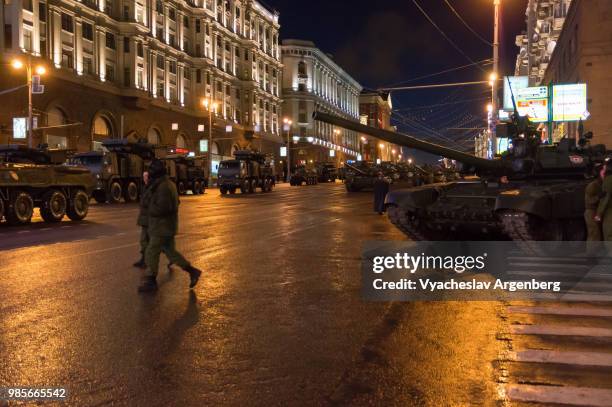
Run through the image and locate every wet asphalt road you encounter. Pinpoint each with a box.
[0,182,503,406]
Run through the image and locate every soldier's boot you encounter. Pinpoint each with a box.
[183,265,202,289]
[133,255,146,269]
[137,276,158,293]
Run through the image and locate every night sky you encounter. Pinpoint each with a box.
[263,0,529,159]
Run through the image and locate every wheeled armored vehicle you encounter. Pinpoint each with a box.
[217,150,275,194]
[1,145,95,225]
[290,166,318,186]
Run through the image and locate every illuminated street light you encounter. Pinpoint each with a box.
[11,58,46,147]
[201,97,219,187]
[486,103,493,113]
[379,143,384,149]
[11,59,24,69]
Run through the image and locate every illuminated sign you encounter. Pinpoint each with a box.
[175,148,189,154]
[496,138,510,155]
[329,149,335,157]
[503,76,529,110]
[552,83,588,122]
[199,139,208,152]
[12,117,27,139]
[516,86,549,123]
[280,146,287,157]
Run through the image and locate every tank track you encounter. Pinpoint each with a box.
[499,210,549,255]
[387,206,428,241]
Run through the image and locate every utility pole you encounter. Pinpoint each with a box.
[491,0,501,153]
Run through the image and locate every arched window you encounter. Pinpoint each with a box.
[46,107,68,149]
[211,141,220,155]
[47,107,66,127]
[93,116,112,139]
[176,134,187,149]
[230,143,239,156]
[147,127,161,145]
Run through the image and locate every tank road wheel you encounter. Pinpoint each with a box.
[123,181,139,202]
[220,186,228,195]
[6,191,34,226]
[499,210,567,255]
[109,181,123,204]
[40,189,68,223]
[67,190,90,221]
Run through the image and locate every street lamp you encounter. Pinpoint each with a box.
[283,117,293,182]
[12,57,46,148]
[201,97,218,188]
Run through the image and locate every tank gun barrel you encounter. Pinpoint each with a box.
[312,111,505,172]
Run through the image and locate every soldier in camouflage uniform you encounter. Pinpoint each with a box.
[133,171,151,268]
[584,164,604,242]
[595,162,612,241]
[138,159,202,292]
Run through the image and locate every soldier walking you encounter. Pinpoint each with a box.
[585,164,605,242]
[133,171,151,268]
[595,161,612,241]
[373,172,389,215]
[138,159,202,293]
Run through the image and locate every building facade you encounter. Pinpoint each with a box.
[359,89,399,162]
[539,0,612,146]
[0,0,283,163]
[515,0,573,85]
[280,39,361,168]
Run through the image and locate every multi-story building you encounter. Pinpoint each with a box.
[359,89,399,162]
[539,0,612,146]
[515,0,573,85]
[280,39,361,168]
[0,0,283,164]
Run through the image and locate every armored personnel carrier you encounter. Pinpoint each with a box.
[290,166,318,186]
[217,150,275,194]
[0,145,95,225]
[313,111,609,244]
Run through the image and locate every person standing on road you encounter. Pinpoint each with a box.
[373,172,389,215]
[138,159,202,293]
[133,171,151,268]
[595,161,612,241]
[585,164,605,242]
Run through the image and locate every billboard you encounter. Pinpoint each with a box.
[516,86,549,123]
[552,84,588,122]
[13,117,27,139]
[280,146,287,157]
[503,76,529,110]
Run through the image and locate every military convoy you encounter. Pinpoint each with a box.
[0,145,95,225]
[217,150,276,194]
[313,110,610,245]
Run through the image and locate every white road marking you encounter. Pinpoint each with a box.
[17,230,30,234]
[507,305,612,317]
[509,324,612,338]
[502,349,612,367]
[499,384,612,407]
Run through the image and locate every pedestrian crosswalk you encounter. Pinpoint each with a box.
[496,254,612,406]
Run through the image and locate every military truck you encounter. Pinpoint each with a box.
[163,154,208,195]
[217,150,276,194]
[290,166,318,186]
[0,145,95,225]
[315,162,338,183]
[69,139,156,203]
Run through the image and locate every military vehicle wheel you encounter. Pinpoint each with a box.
[0,198,4,222]
[250,179,257,193]
[229,188,236,194]
[40,189,67,223]
[220,186,228,195]
[178,182,187,195]
[67,190,89,221]
[193,181,201,195]
[124,181,139,202]
[6,191,34,225]
[109,181,123,203]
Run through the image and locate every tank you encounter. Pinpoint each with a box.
[290,165,318,186]
[312,111,609,245]
[0,145,95,225]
